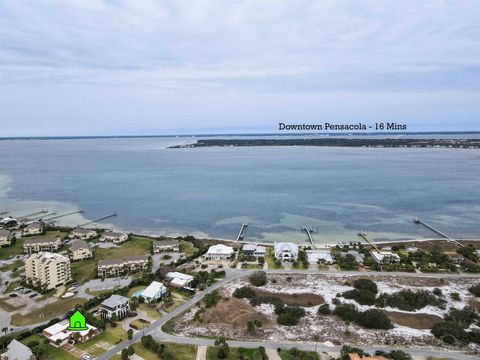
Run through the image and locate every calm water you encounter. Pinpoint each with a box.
[0,137,479,244]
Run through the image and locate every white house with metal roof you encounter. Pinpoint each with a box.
[137,281,167,303]
[205,244,234,260]
[1,340,35,360]
[274,242,299,261]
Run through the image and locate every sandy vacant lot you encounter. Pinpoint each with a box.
[171,273,477,348]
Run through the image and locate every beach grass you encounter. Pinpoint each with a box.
[133,342,197,360]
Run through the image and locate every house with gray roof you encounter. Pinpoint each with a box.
[0,229,14,247]
[23,237,61,254]
[100,294,130,319]
[99,231,129,244]
[68,240,92,261]
[97,255,149,277]
[69,228,97,240]
[0,339,35,360]
[153,239,180,253]
[22,222,45,236]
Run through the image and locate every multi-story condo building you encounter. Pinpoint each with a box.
[97,255,149,278]
[153,240,180,253]
[23,237,61,254]
[0,229,14,247]
[68,240,93,261]
[22,222,45,236]
[25,252,72,289]
[99,231,129,244]
[100,294,130,319]
[69,228,97,240]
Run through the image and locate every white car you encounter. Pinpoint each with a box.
[82,355,93,360]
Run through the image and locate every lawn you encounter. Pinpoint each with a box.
[130,318,151,329]
[266,249,284,270]
[241,263,263,269]
[95,235,153,260]
[5,280,21,293]
[71,259,97,284]
[134,342,197,360]
[20,334,77,360]
[0,239,25,260]
[11,297,87,326]
[76,323,127,349]
[278,349,319,360]
[138,303,161,319]
[0,259,23,272]
[207,347,264,360]
[85,287,119,297]
[179,240,199,257]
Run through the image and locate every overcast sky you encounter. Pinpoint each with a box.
[0,0,479,136]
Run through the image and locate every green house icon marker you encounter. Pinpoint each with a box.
[68,310,88,331]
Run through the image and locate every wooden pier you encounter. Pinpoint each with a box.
[43,210,84,221]
[17,209,49,221]
[357,231,380,252]
[236,223,248,241]
[302,226,314,246]
[77,212,117,228]
[413,218,463,247]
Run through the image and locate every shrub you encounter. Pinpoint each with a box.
[433,288,442,296]
[431,321,466,344]
[333,303,357,322]
[469,283,480,297]
[342,288,376,305]
[355,309,393,329]
[317,303,331,315]
[353,278,378,294]
[376,289,445,311]
[249,271,267,287]
[204,290,221,308]
[444,306,479,327]
[450,292,461,301]
[233,286,255,299]
[276,306,306,326]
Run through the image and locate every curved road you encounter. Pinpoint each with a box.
[98,269,480,360]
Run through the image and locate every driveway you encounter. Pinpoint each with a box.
[76,277,132,299]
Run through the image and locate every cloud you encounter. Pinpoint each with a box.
[0,0,479,134]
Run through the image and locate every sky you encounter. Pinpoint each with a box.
[0,0,479,136]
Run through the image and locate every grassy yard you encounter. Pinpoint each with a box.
[71,259,97,284]
[0,259,23,272]
[0,239,25,260]
[278,349,319,360]
[11,297,87,326]
[5,280,21,293]
[207,347,264,360]
[266,249,284,270]
[138,303,161,319]
[76,323,127,349]
[179,240,199,257]
[127,285,146,297]
[85,287,119,297]
[133,342,197,360]
[20,334,77,360]
[241,263,263,269]
[95,235,153,260]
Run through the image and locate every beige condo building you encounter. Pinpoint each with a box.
[25,252,72,289]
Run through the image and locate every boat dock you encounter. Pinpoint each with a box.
[77,212,117,228]
[236,223,248,241]
[43,210,84,222]
[357,231,380,252]
[302,226,314,246]
[17,209,49,221]
[413,218,464,247]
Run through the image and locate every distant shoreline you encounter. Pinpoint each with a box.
[172,138,480,149]
[1,131,480,141]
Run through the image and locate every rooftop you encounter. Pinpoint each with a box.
[24,237,59,245]
[102,294,129,308]
[141,281,167,298]
[70,239,90,251]
[206,244,234,254]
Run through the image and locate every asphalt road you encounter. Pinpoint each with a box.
[98,269,480,360]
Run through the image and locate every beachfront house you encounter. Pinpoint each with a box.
[0,340,35,360]
[97,255,149,277]
[370,251,401,264]
[99,231,129,244]
[306,250,335,265]
[164,271,194,288]
[0,229,14,247]
[242,244,266,258]
[153,240,180,253]
[274,242,299,261]
[22,222,45,236]
[135,281,168,303]
[42,319,99,347]
[68,240,93,261]
[23,237,61,254]
[205,244,234,260]
[100,294,130,320]
[69,228,97,240]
